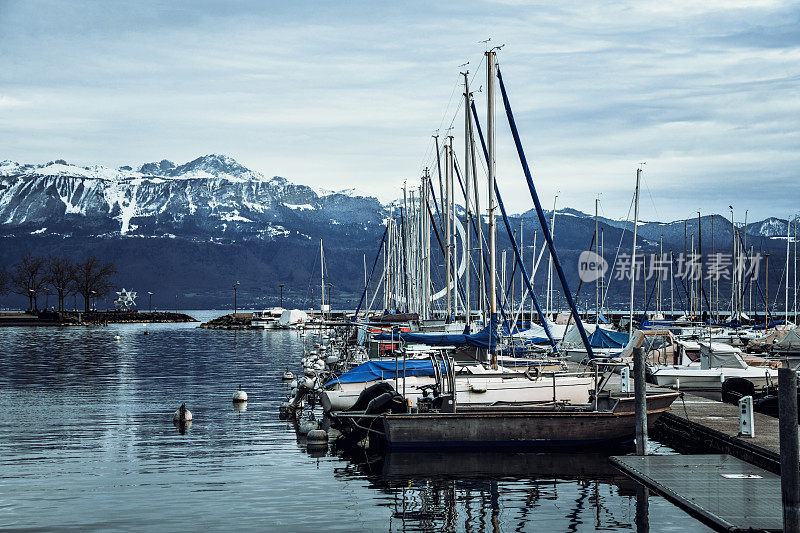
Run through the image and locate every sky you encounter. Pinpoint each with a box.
[0,0,798,222]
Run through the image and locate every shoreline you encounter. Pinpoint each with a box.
[0,311,198,326]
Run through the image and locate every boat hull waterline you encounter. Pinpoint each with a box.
[369,393,680,450]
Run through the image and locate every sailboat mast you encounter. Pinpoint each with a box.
[787,215,791,322]
[742,210,748,317]
[320,238,325,317]
[600,227,604,319]
[531,230,537,325]
[595,197,599,325]
[712,215,716,321]
[697,211,702,319]
[467,94,485,326]
[629,168,641,337]
[670,250,675,316]
[546,195,558,318]
[728,205,739,321]
[486,49,498,368]
[445,141,453,320]
[463,71,472,328]
[659,235,663,317]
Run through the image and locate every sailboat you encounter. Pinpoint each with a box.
[331,50,678,450]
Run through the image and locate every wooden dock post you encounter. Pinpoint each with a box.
[633,346,648,455]
[779,367,800,531]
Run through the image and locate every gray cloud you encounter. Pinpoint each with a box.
[0,0,798,222]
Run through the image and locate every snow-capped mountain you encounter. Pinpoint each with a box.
[0,155,385,241]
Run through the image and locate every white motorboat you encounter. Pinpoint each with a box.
[319,362,594,412]
[648,341,778,391]
[251,307,284,329]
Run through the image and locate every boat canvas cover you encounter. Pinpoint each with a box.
[700,344,748,369]
[278,309,308,326]
[325,360,449,386]
[373,325,497,349]
[560,324,600,346]
[774,328,800,352]
[514,323,567,343]
[586,328,629,348]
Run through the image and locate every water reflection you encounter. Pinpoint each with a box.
[329,450,643,532]
[0,316,710,532]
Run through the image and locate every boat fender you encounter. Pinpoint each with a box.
[298,418,318,435]
[306,429,328,445]
[233,387,248,403]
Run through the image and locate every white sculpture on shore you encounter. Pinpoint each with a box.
[114,288,138,310]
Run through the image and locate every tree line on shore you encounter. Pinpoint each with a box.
[0,253,116,313]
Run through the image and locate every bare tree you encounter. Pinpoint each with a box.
[10,253,48,311]
[73,257,117,313]
[46,256,76,313]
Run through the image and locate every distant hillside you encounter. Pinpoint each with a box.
[0,155,795,313]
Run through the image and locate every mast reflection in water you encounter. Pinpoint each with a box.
[324,447,709,532]
[0,314,710,532]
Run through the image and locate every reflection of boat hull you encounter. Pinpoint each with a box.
[251,320,278,329]
[321,375,593,412]
[380,450,628,480]
[378,393,678,450]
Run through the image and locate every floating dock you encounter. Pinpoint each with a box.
[653,391,792,474]
[610,454,782,532]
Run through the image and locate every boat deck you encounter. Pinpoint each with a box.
[610,454,782,532]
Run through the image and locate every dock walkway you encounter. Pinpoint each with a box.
[611,454,782,532]
[591,369,792,474]
[654,391,789,473]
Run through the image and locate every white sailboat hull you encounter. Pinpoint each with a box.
[649,366,777,391]
[321,374,594,412]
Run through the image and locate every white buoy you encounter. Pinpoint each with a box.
[302,377,315,389]
[282,371,294,380]
[289,379,298,389]
[306,429,328,445]
[325,355,339,365]
[114,335,121,341]
[233,387,248,403]
[173,403,192,422]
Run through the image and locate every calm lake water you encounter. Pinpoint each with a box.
[0,311,712,532]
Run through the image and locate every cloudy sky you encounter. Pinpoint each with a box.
[1,0,798,221]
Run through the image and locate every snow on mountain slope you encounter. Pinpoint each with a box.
[0,155,386,240]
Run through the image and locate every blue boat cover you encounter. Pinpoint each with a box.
[373,325,497,349]
[587,328,629,348]
[325,359,449,386]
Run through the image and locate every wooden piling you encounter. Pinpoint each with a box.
[634,346,648,455]
[779,367,800,531]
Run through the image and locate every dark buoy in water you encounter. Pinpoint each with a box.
[306,429,328,445]
[279,402,291,420]
[143,330,149,335]
[173,403,192,422]
[173,403,192,434]
[233,385,248,403]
